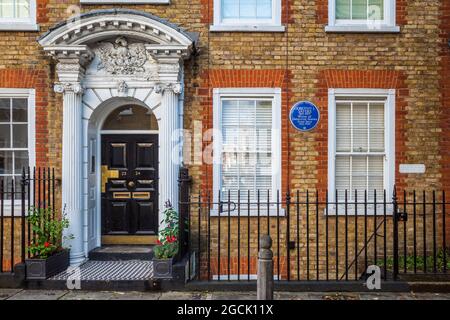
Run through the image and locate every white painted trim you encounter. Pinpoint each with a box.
[327,88,395,215]
[211,0,283,32]
[326,0,398,33]
[0,88,35,215]
[210,25,285,32]
[100,130,159,135]
[0,0,38,31]
[325,25,400,33]
[212,88,282,216]
[80,0,169,3]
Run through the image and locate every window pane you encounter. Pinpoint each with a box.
[369,103,385,151]
[0,124,10,147]
[352,156,367,192]
[102,105,158,130]
[13,124,27,148]
[256,100,272,127]
[222,100,239,125]
[336,0,351,19]
[336,155,350,196]
[256,128,271,152]
[257,0,272,18]
[368,155,383,176]
[369,0,384,20]
[0,0,14,18]
[336,103,351,152]
[240,0,257,18]
[0,151,12,174]
[238,100,255,126]
[352,0,368,19]
[239,176,254,193]
[222,0,239,18]
[14,150,28,172]
[0,98,10,122]
[16,0,30,18]
[353,103,368,152]
[12,98,27,122]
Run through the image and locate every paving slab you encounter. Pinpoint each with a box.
[412,293,450,300]
[275,292,311,300]
[159,291,206,300]
[0,289,22,300]
[206,291,257,300]
[359,292,416,300]
[59,290,162,300]
[7,290,68,300]
[109,291,162,300]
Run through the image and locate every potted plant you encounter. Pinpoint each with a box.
[152,202,179,279]
[25,207,72,280]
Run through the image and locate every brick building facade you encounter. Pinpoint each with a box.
[0,0,448,277]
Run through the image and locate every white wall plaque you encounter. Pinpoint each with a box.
[399,164,426,174]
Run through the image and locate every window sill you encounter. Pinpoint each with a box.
[0,23,39,31]
[80,0,169,3]
[210,25,286,32]
[325,25,400,33]
[209,208,286,217]
[325,204,394,216]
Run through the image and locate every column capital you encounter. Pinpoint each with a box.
[54,82,84,94]
[44,46,94,84]
[154,82,182,95]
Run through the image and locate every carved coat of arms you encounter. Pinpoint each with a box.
[96,36,149,75]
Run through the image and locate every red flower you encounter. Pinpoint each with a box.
[44,242,51,248]
[156,239,161,245]
[166,235,171,242]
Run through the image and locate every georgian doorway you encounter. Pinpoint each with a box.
[100,105,159,245]
[39,9,196,265]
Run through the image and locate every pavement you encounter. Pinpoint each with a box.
[1,289,450,300]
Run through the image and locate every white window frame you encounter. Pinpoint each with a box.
[325,0,400,33]
[327,88,395,215]
[212,88,282,216]
[0,0,38,31]
[80,0,169,3]
[0,88,36,215]
[210,0,285,32]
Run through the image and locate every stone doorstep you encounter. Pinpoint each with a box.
[88,245,154,261]
[23,255,191,292]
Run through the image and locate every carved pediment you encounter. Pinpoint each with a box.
[93,36,158,79]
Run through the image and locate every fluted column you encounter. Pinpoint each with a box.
[158,83,182,216]
[55,82,85,266]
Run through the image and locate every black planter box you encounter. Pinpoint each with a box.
[152,258,174,279]
[25,249,70,280]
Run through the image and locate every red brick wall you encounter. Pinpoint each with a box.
[0,69,49,167]
[37,0,49,24]
[314,69,408,191]
[197,69,292,194]
[316,0,407,25]
[439,0,450,244]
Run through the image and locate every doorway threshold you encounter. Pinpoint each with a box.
[89,245,154,261]
[101,235,158,245]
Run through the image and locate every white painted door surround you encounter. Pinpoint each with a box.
[39,9,196,265]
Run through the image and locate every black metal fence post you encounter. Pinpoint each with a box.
[392,187,399,280]
[178,166,191,262]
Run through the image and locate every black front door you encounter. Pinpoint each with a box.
[101,134,158,236]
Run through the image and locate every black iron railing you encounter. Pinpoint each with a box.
[0,168,57,273]
[182,185,449,282]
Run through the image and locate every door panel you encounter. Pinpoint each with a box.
[101,134,158,237]
[108,201,129,234]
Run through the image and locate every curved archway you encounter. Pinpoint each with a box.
[87,97,160,250]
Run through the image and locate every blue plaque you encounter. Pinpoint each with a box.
[289,101,320,132]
